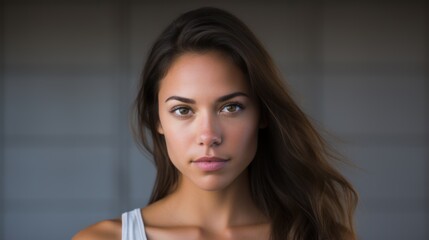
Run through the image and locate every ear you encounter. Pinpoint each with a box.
[157,122,164,134]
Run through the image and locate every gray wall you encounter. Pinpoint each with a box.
[1,0,428,239]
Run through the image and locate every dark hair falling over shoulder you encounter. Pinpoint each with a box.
[134,7,358,240]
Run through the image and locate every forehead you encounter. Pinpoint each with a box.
[158,51,250,100]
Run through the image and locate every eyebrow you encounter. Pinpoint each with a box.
[165,92,249,104]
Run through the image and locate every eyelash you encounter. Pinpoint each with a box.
[169,102,245,118]
[170,106,192,118]
[220,102,245,113]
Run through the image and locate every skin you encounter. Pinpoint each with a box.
[73,51,270,240]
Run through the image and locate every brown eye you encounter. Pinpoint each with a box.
[172,107,192,117]
[178,108,189,115]
[225,105,237,112]
[221,103,243,113]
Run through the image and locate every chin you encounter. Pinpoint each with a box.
[193,175,234,192]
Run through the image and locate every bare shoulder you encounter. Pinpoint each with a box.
[72,218,121,240]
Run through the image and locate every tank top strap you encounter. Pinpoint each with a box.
[121,208,148,240]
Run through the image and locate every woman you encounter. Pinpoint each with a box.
[74,7,358,240]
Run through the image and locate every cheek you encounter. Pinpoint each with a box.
[159,111,188,144]
[226,119,259,157]
[162,133,186,172]
[160,121,193,164]
[163,128,184,154]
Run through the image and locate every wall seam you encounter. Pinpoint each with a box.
[314,0,325,125]
[0,1,5,238]
[425,1,429,238]
[115,0,132,212]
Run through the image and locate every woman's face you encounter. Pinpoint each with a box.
[157,51,261,191]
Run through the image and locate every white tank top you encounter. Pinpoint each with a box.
[121,208,148,240]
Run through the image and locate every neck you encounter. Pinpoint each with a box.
[163,170,266,231]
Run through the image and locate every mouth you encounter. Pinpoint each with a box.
[193,156,228,163]
[191,157,229,171]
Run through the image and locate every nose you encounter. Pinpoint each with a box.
[197,112,222,147]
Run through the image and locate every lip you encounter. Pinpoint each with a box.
[192,157,228,171]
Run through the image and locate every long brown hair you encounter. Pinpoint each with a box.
[135,7,358,240]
